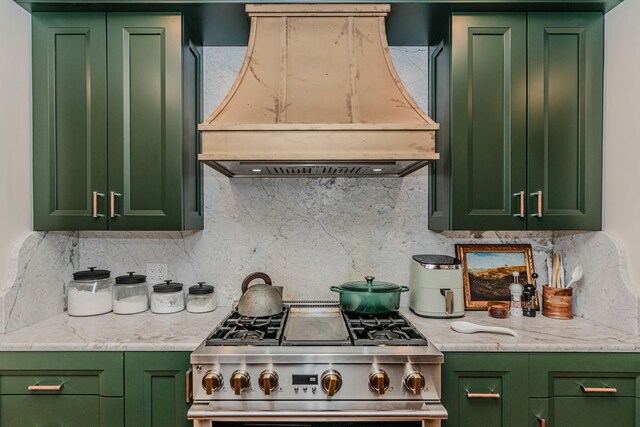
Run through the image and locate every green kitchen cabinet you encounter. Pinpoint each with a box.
[0,352,124,426]
[529,353,640,426]
[442,353,529,427]
[124,352,192,427]
[32,12,203,231]
[429,12,603,231]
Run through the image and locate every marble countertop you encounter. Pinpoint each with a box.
[0,307,638,352]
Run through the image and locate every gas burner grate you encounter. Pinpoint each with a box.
[205,309,289,346]
[344,312,428,346]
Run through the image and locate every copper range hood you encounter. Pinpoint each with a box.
[199,4,439,177]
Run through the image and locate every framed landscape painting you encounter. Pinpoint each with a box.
[455,244,537,310]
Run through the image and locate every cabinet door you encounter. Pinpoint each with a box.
[442,353,529,427]
[450,14,527,230]
[32,13,108,230]
[527,13,604,230]
[124,352,191,427]
[107,13,184,230]
[530,397,637,427]
[0,396,123,427]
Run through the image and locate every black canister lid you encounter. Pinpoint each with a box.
[189,282,214,295]
[73,267,111,281]
[412,255,461,266]
[116,272,147,285]
[153,280,183,293]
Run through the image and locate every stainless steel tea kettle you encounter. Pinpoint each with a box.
[237,272,283,317]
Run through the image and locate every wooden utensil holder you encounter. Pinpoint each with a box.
[542,285,573,320]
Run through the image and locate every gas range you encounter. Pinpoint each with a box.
[189,302,447,427]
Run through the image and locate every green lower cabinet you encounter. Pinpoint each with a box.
[0,396,123,427]
[442,353,529,427]
[530,397,638,427]
[124,352,192,427]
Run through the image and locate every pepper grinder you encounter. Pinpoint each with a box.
[509,272,524,317]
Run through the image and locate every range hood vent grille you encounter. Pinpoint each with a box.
[198,4,439,178]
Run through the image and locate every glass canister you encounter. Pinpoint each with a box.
[113,272,149,315]
[186,282,216,313]
[67,267,114,316]
[150,280,185,314]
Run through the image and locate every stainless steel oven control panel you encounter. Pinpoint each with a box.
[192,362,441,402]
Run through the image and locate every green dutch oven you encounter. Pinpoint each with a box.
[330,276,410,314]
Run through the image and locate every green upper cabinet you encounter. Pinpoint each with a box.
[527,13,604,230]
[32,12,203,231]
[429,12,604,231]
[32,13,109,230]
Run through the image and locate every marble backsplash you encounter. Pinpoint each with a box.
[1,47,637,335]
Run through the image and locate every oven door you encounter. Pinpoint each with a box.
[188,401,447,427]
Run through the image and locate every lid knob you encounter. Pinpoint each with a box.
[88,267,96,271]
[364,276,375,284]
[128,272,135,277]
[164,280,172,284]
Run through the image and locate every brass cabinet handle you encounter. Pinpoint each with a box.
[92,192,104,218]
[513,191,525,218]
[186,369,192,403]
[531,191,542,218]
[110,191,122,218]
[581,385,617,394]
[28,384,64,391]
[537,416,547,427]
[466,392,500,399]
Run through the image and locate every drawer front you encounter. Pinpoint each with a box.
[530,353,640,398]
[0,373,98,395]
[0,352,123,396]
[459,377,504,427]
[0,395,124,427]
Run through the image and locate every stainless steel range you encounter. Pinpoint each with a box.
[188,302,447,427]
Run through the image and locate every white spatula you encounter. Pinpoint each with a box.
[450,321,519,338]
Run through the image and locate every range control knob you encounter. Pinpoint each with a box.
[258,370,279,395]
[202,371,223,395]
[321,370,343,397]
[369,370,390,395]
[404,370,426,395]
[230,370,250,395]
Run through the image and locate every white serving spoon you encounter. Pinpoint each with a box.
[565,265,583,289]
[450,321,519,338]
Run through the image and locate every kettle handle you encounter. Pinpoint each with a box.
[241,272,273,294]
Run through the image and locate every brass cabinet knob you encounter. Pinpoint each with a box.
[258,370,279,395]
[369,370,390,395]
[201,371,223,395]
[230,370,250,395]
[404,370,426,395]
[321,370,342,397]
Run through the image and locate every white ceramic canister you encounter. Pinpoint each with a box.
[113,272,149,315]
[186,282,216,313]
[150,280,185,314]
[67,267,114,316]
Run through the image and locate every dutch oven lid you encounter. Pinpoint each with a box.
[153,280,183,293]
[335,276,401,293]
[412,255,461,266]
[73,267,111,281]
[189,282,214,295]
[116,272,147,285]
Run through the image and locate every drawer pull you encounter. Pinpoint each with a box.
[28,384,64,392]
[537,416,547,427]
[466,392,500,399]
[581,385,617,394]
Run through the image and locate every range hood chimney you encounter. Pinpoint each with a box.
[199,4,439,177]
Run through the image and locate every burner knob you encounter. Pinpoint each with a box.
[404,370,426,395]
[230,370,250,395]
[258,370,279,395]
[321,370,342,397]
[202,371,223,395]
[369,370,390,395]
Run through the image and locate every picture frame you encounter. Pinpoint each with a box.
[455,244,538,311]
